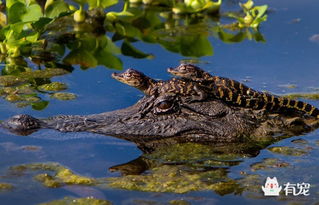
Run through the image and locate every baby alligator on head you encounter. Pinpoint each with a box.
[168,64,319,118]
[112,68,208,103]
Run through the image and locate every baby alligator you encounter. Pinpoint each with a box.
[112,69,274,109]
[168,64,319,118]
[112,68,208,102]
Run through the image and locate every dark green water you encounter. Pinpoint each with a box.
[1,0,319,204]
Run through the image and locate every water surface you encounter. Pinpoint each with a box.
[1,0,319,204]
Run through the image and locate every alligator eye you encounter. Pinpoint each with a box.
[157,100,173,110]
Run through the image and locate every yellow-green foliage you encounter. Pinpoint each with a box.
[267,146,308,156]
[39,197,112,205]
[10,163,95,188]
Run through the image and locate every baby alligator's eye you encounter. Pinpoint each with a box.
[157,100,173,110]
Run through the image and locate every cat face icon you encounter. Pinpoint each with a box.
[262,177,282,196]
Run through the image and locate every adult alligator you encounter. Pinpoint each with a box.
[1,66,319,153]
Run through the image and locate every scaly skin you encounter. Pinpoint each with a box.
[168,64,319,118]
[1,69,319,153]
[112,68,159,96]
[112,69,208,102]
[167,64,260,98]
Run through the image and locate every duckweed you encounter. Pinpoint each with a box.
[39,197,112,205]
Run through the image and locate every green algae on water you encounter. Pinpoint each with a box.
[38,82,68,92]
[10,162,95,188]
[0,183,13,191]
[51,92,77,100]
[108,164,239,194]
[283,93,319,100]
[267,146,308,156]
[39,197,112,205]
[250,158,289,171]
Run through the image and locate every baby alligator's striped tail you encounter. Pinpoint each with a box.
[277,97,319,118]
[213,86,319,118]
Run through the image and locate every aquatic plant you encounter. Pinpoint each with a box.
[0,0,269,109]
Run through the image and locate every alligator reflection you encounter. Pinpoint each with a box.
[107,141,291,194]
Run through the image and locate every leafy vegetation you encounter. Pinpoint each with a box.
[0,0,269,109]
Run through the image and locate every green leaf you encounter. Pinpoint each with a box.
[22,4,43,22]
[87,0,118,9]
[218,30,245,43]
[8,2,26,24]
[78,36,98,51]
[100,36,121,55]
[253,31,265,42]
[115,22,141,39]
[25,32,39,42]
[45,0,69,18]
[180,35,213,57]
[95,49,122,70]
[31,17,53,32]
[121,41,153,59]
[31,100,49,110]
[6,0,25,9]
[106,11,135,22]
[63,49,97,68]
[254,5,268,19]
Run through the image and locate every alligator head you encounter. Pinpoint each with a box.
[2,69,319,153]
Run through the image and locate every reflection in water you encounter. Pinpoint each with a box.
[0,0,267,110]
[2,140,309,197]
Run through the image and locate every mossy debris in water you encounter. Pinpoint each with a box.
[0,183,13,191]
[283,93,319,100]
[38,82,68,92]
[0,68,71,108]
[0,68,69,87]
[0,75,26,86]
[10,163,95,188]
[39,197,112,205]
[147,142,246,164]
[108,164,239,194]
[51,92,77,100]
[21,68,70,79]
[267,146,308,156]
[169,200,191,205]
[250,158,290,171]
